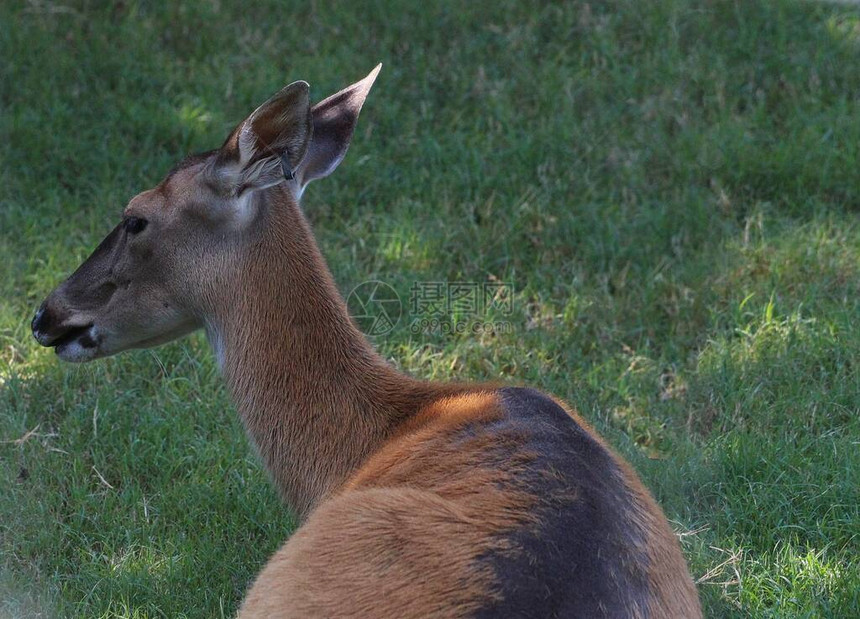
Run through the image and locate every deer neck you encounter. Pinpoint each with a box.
[206,188,423,519]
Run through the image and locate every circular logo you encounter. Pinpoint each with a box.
[346,280,402,336]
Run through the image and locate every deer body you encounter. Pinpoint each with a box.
[33,67,701,618]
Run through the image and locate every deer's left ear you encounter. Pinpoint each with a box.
[214,80,313,195]
[294,64,381,197]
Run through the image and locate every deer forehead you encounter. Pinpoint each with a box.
[124,188,161,217]
[125,163,215,219]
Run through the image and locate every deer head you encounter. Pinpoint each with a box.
[32,65,381,363]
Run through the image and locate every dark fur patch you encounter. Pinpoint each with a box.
[474,387,651,618]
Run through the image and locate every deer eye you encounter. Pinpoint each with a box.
[124,217,148,235]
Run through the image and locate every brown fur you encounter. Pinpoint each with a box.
[240,392,538,618]
[33,68,702,617]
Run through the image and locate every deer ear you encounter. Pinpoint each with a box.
[215,80,313,194]
[295,64,381,197]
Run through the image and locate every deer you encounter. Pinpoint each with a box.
[31,65,702,618]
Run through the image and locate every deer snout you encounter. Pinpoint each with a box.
[31,299,95,350]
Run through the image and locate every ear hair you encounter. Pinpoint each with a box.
[234,155,284,195]
[215,80,313,196]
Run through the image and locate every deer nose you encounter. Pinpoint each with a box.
[32,303,47,334]
[31,302,61,346]
[32,299,96,349]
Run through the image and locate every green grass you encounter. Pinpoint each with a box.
[2,0,859,616]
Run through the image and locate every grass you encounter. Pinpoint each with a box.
[1,0,859,616]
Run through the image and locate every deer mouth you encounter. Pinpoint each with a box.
[50,324,100,362]
[51,323,94,347]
